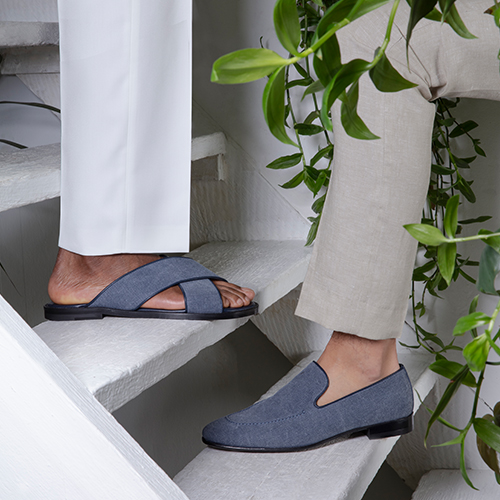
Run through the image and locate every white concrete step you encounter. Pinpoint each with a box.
[174,349,437,500]
[0,132,226,213]
[35,240,312,412]
[0,21,58,48]
[412,470,498,499]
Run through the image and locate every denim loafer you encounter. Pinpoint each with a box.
[202,362,413,452]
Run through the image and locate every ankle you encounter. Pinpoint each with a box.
[318,331,399,382]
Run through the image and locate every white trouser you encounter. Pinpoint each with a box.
[58,0,192,255]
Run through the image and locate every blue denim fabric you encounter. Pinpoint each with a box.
[89,257,224,313]
[203,362,413,451]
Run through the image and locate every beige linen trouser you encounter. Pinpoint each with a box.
[296,0,500,340]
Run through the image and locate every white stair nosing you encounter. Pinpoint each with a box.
[0,143,60,212]
[0,134,227,213]
[412,470,499,499]
[35,241,312,413]
[0,21,59,48]
[173,349,437,500]
[191,132,226,162]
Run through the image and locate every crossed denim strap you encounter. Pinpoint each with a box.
[88,257,226,313]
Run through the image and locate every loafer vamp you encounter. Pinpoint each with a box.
[227,363,327,424]
[203,363,414,451]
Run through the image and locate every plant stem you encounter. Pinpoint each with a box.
[448,232,500,244]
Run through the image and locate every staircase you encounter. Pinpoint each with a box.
[0,6,445,500]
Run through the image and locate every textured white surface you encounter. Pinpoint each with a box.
[174,350,437,500]
[17,73,61,109]
[252,286,332,364]
[0,0,58,22]
[191,132,225,162]
[0,134,228,213]
[0,143,60,212]
[35,241,311,412]
[0,21,58,48]
[0,294,188,500]
[1,46,60,75]
[412,470,499,499]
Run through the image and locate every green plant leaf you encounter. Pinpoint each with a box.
[460,439,478,490]
[302,79,325,99]
[438,241,456,285]
[478,245,500,295]
[404,223,448,246]
[369,51,417,92]
[263,67,298,146]
[311,145,334,167]
[280,170,304,189]
[444,194,460,238]
[429,359,476,387]
[438,0,456,20]
[294,123,325,136]
[0,139,27,149]
[304,111,320,125]
[313,170,328,196]
[318,0,391,31]
[312,194,326,214]
[313,30,341,86]
[453,312,491,336]
[443,3,477,40]
[449,120,479,138]
[456,177,476,203]
[340,82,379,140]
[293,63,309,79]
[432,432,466,447]
[266,153,303,169]
[459,216,492,225]
[212,48,287,84]
[274,0,301,56]
[286,77,313,89]
[321,59,372,130]
[463,334,490,372]
[474,417,500,453]
[425,365,469,443]
[479,229,500,254]
[476,415,500,474]
[431,164,454,175]
[407,0,439,48]
[306,215,320,246]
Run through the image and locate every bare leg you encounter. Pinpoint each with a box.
[316,332,399,406]
[48,248,255,310]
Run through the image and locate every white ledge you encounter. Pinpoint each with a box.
[174,349,437,500]
[413,470,498,499]
[0,22,59,48]
[35,241,312,412]
[0,134,227,213]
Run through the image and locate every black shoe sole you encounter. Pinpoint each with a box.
[202,414,413,453]
[44,301,259,321]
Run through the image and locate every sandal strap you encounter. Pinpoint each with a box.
[179,279,223,314]
[88,257,225,311]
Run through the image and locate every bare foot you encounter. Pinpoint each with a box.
[316,331,400,406]
[48,248,255,310]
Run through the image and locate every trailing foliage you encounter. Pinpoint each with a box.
[212,0,500,487]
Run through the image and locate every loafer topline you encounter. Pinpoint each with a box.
[202,362,413,452]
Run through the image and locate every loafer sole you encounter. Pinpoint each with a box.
[202,414,413,453]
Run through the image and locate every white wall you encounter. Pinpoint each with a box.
[2,0,500,492]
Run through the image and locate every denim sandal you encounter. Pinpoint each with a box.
[203,362,413,452]
[44,256,258,321]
